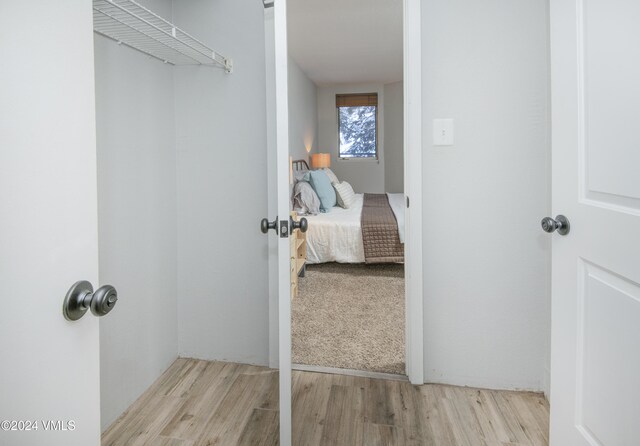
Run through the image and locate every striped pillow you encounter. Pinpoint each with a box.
[334,181,356,209]
[323,168,339,185]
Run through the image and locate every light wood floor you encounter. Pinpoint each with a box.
[102,358,549,446]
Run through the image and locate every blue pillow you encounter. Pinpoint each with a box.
[308,170,337,212]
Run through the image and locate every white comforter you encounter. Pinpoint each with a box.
[305,193,404,264]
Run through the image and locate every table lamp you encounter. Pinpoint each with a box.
[311,153,331,169]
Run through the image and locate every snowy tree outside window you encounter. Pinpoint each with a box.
[336,93,378,159]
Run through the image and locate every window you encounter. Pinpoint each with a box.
[336,93,378,159]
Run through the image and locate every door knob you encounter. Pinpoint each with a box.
[541,215,570,235]
[261,217,278,235]
[63,280,118,321]
[290,217,308,233]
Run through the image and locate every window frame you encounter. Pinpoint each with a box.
[336,93,379,161]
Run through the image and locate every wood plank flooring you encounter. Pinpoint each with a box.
[102,358,549,446]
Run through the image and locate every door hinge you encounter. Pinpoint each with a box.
[406,196,410,208]
[279,219,289,238]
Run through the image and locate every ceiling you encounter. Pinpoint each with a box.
[287,0,403,86]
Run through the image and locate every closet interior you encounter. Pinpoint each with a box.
[94,0,271,432]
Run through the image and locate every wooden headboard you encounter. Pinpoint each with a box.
[292,159,310,171]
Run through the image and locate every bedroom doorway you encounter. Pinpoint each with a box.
[290,160,407,377]
[283,0,415,379]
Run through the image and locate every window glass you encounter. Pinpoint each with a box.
[338,105,377,159]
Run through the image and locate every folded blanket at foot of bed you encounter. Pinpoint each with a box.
[360,193,405,263]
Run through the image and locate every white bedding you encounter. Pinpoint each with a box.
[305,193,404,264]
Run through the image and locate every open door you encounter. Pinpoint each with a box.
[0,2,102,445]
[549,0,640,444]
[275,0,293,440]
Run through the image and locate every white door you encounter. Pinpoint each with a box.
[273,1,293,445]
[0,2,101,446]
[549,0,640,445]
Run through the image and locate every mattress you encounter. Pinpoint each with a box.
[304,193,404,264]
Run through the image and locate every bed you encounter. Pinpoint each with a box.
[292,160,405,264]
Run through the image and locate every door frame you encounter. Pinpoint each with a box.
[267,0,424,386]
[403,0,424,385]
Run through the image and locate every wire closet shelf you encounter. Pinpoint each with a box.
[93,0,233,72]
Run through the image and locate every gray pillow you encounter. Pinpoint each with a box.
[293,181,320,215]
[293,170,310,184]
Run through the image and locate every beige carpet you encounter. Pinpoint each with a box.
[292,263,405,375]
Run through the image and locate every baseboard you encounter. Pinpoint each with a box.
[424,370,545,393]
[293,363,409,382]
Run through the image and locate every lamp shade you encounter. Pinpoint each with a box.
[311,153,331,169]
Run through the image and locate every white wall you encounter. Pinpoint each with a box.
[94,0,178,430]
[421,0,551,391]
[173,0,270,365]
[383,81,404,193]
[288,57,318,162]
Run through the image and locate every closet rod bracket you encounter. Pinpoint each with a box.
[224,58,234,74]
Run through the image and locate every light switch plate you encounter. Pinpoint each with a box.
[433,119,454,146]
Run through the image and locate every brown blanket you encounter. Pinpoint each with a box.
[361,194,404,263]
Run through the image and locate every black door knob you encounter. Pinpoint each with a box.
[291,217,308,233]
[261,217,278,234]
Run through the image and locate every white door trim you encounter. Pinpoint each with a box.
[404,0,424,385]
